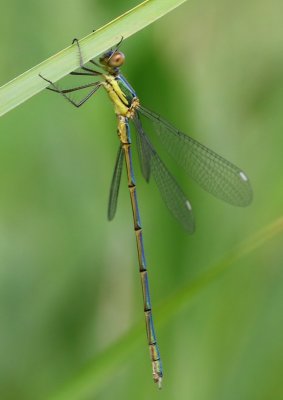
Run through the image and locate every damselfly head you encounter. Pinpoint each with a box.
[100,51,125,70]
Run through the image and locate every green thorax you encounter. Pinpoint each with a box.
[102,73,137,117]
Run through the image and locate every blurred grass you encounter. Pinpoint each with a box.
[0,1,283,400]
[48,216,283,399]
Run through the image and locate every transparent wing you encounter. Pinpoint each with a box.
[135,113,152,182]
[138,105,253,207]
[108,145,124,220]
[133,115,195,234]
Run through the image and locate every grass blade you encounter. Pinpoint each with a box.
[0,0,187,117]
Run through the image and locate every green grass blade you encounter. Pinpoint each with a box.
[47,216,283,400]
[0,0,187,117]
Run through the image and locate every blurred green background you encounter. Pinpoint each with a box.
[0,0,283,399]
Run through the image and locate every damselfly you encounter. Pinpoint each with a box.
[39,38,252,388]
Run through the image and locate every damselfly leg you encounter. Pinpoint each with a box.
[39,74,101,108]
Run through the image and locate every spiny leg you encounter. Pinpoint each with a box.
[71,35,124,72]
[70,71,96,76]
[39,74,101,108]
[84,29,101,68]
[106,36,124,63]
[89,59,102,68]
[71,38,102,76]
[46,81,100,94]
[72,38,84,67]
[113,36,124,51]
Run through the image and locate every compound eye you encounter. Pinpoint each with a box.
[108,52,125,67]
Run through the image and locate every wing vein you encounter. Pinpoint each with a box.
[138,105,252,207]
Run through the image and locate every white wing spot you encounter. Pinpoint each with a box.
[185,200,192,211]
[239,171,248,182]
